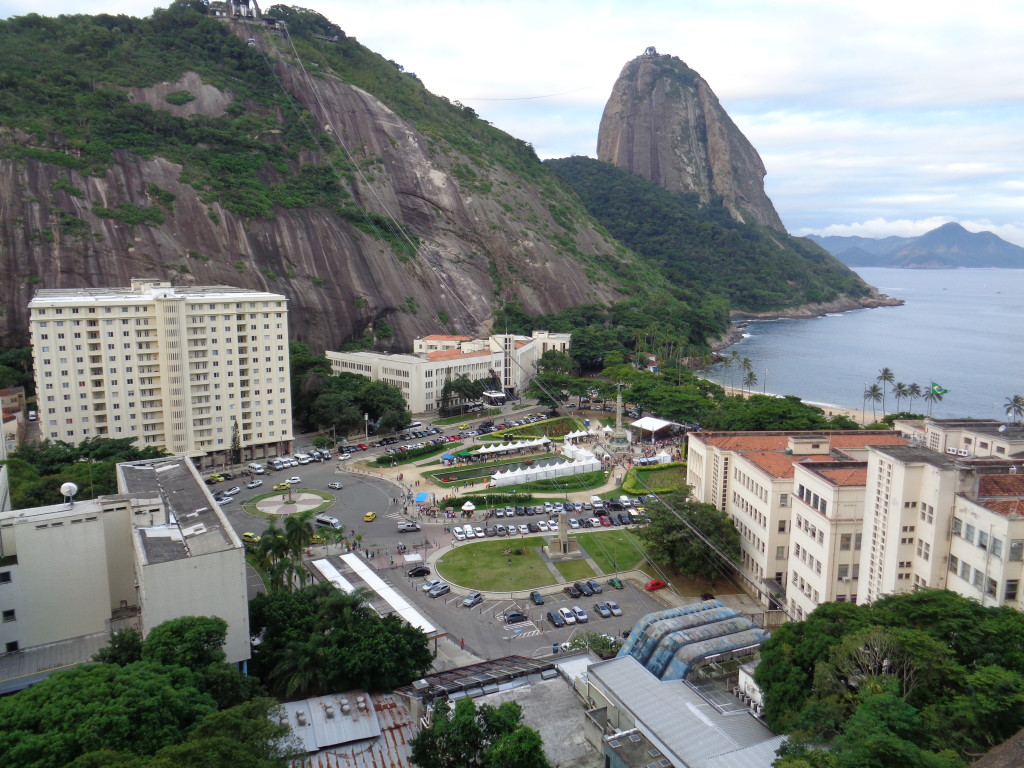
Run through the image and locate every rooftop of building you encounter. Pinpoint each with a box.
[741,451,837,479]
[425,348,494,362]
[327,349,424,363]
[418,334,474,342]
[974,473,1024,518]
[812,465,869,488]
[694,430,906,454]
[117,457,238,564]
[395,655,558,703]
[871,444,961,468]
[587,655,778,768]
[30,280,285,306]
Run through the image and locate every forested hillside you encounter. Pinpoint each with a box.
[546,156,873,311]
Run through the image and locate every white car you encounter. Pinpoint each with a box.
[453,528,466,541]
[287,476,301,485]
[558,606,577,625]
[569,518,580,529]
[327,482,344,490]
[421,579,444,593]
[245,479,263,489]
[518,524,529,534]
[338,453,351,461]
[224,486,241,496]
[537,520,549,532]
[473,526,485,538]
[589,518,602,528]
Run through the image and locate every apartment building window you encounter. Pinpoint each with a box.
[948,555,959,573]
[978,531,989,551]
[778,520,787,533]
[1011,540,1024,562]
[840,533,852,551]
[960,561,971,580]
[992,538,1003,558]
[2,609,15,622]
[964,524,976,544]
[1006,580,1019,602]
[0,572,10,584]
[973,568,984,589]
[775,546,787,560]
[780,493,789,507]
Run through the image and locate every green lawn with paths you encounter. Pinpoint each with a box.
[436,540,556,591]
[554,558,597,582]
[575,530,648,573]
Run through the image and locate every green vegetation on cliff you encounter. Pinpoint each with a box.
[546,156,872,312]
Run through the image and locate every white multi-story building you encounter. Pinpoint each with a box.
[0,455,250,691]
[29,279,292,469]
[689,419,1024,618]
[686,430,908,611]
[326,331,571,414]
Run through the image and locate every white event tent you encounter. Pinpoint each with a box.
[488,451,602,488]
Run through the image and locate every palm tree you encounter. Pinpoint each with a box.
[907,383,923,413]
[727,350,742,390]
[923,388,944,416]
[743,370,758,395]
[269,634,332,698]
[1005,394,1024,424]
[864,384,884,422]
[877,368,895,416]
[893,382,910,413]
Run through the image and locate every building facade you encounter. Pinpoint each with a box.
[29,279,292,469]
[326,331,571,414]
[0,455,250,690]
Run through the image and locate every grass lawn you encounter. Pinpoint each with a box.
[436,539,557,591]
[574,530,648,573]
[623,463,688,494]
[554,557,597,582]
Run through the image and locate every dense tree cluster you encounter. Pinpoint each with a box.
[289,342,410,435]
[410,698,551,768]
[635,489,741,582]
[1,436,167,508]
[248,581,433,698]
[0,616,292,768]
[756,590,1024,767]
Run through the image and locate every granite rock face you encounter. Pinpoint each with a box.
[0,29,624,351]
[597,51,785,232]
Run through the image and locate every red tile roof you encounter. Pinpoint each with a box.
[425,349,492,362]
[741,451,836,479]
[979,475,1024,497]
[420,335,473,342]
[816,468,868,487]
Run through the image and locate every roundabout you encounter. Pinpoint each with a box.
[244,490,337,518]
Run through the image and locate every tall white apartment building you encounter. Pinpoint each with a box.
[327,331,571,414]
[29,279,292,469]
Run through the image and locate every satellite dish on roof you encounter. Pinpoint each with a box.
[999,425,1007,433]
[61,482,79,505]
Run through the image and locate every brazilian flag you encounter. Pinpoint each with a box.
[931,382,949,396]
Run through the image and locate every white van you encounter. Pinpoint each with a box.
[248,463,266,475]
[268,458,285,471]
[462,524,476,539]
[590,496,605,511]
[295,453,312,465]
[315,514,341,530]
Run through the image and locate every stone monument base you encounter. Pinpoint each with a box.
[544,537,581,559]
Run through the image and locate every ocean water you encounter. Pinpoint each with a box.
[707,268,1024,422]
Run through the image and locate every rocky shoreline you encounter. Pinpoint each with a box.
[709,291,904,352]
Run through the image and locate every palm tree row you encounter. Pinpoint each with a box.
[249,511,363,593]
[721,350,756,394]
[866,369,937,421]
[1006,394,1024,424]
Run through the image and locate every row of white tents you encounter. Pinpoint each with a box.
[488,449,603,488]
[473,437,551,456]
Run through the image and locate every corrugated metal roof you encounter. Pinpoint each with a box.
[589,656,777,768]
[289,694,417,768]
[703,734,788,768]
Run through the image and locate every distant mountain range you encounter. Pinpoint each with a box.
[806,222,1024,268]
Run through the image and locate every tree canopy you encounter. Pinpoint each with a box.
[757,590,1024,766]
[410,698,551,768]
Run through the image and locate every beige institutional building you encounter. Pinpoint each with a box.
[28,280,293,469]
[326,331,571,414]
[687,419,1024,620]
[0,455,250,691]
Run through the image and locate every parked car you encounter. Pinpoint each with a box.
[571,605,589,623]
[504,610,528,624]
[530,590,545,605]
[517,524,529,535]
[537,520,549,532]
[569,518,580,529]
[428,583,451,598]
[327,481,344,489]
[453,528,466,541]
[421,579,443,593]
[645,580,668,591]
[473,526,485,538]
[462,591,484,608]
[245,479,263,489]
[407,565,431,578]
[586,579,603,594]
[558,606,577,625]
[594,602,612,619]
[607,577,624,590]
[605,600,623,617]
[547,610,565,628]
[564,584,582,599]
[575,581,593,597]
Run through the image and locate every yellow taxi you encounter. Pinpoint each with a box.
[363,511,377,523]
[241,532,260,545]
[273,482,291,491]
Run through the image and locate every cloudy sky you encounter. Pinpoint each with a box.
[4,0,1023,244]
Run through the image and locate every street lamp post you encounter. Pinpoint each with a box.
[364,413,369,442]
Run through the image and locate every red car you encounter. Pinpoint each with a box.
[645,580,668,591]
[357,443,368,451]
[599,515,612,527]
